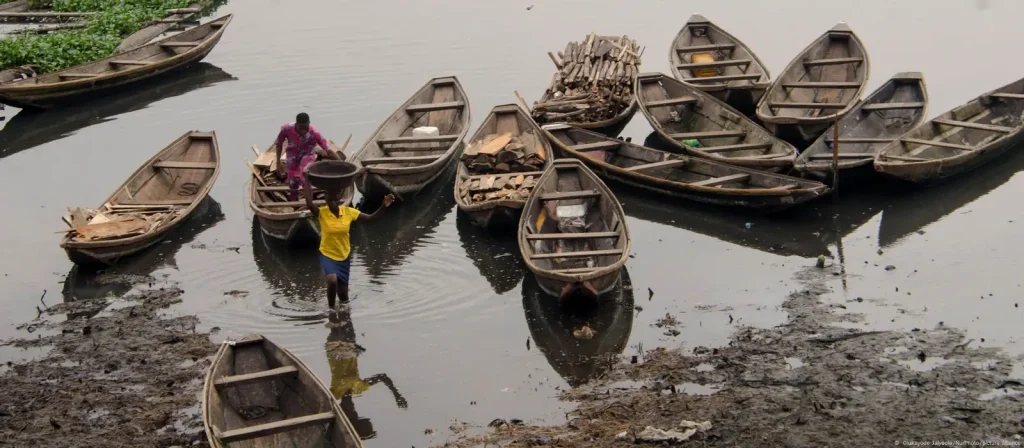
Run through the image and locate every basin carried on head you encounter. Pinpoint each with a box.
[306,160,361,192]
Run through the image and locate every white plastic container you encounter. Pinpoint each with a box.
[412,126,439,137]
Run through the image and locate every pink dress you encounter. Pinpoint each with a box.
[274,122,329,198]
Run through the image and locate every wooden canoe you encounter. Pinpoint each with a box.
[636,72,797,171]
[669,13,771,117]
[875,75,1024,184]
[544,124,828,211]
[521,268,634,387]
[755,22,870,146]
[248,143,354,244]
[518,158,630,300]
[202,335,363,448]
[59,130,220,266]
[0,14,232,110]
[349,76,470,201]
[795,72,928,182]
[455,104,552,229]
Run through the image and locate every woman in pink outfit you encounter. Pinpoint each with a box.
[272,112,342,199]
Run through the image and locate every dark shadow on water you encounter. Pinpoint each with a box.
[455,211,525,294]
[60,197,225,319]
[251,218,323,303]
[0,63,236,159]
[522,268,635,388]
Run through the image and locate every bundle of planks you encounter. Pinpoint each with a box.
[459,171,540,203]
[460,132,546,175]
[532,33,642,125]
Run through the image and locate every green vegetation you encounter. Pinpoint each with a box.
[0,0,192,73]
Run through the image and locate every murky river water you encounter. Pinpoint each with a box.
[3,0,1024,446]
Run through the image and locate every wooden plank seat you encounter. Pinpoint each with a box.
[262,200,326,208]
[670,130,746,139]
[406,101,465,113]
[377,135,460,145]
[901,138,974,151]
[110,60,153,66]
[538,190,600,201]
[768,102,848,109]
[214,366,298,389]
[382,144,449,153]
[153,161,217,169]
[690,173,750,187]
[432,78,456,86]
[808,153,875,160]
[567,141,621,152]
[860,102,925,111]
[216,412,336,444]
[676,43,736,52]
[645,96,697,108]
[825,137,892,145]
[624,159,685,172]
[803,57,864,67]
[526,231,619,240]
[160,41,200,48]
[529,249,624,260]
[682,74,761,83]
[932,118,1015,133]
[881,154,928,162]
[990,93,1024,100]
[361,155,440,165]
[782,81,862,88]
[731,153,790,160]
[698,142,772,154]
[677,59,751,70]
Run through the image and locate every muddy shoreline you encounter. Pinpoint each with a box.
[440,267,1024,447]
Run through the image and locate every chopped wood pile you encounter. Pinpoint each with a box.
[458,132,547,204]
[62,206,181,242]
[532,33,642,125]
[459,171,540,203]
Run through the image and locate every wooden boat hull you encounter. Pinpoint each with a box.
[795,72,928,185]
[636,72,797,171]
[60,131,220,267]
[755,22,870,147]
[460,199,526,229]
[669,13,771,117]
[545,124,827,211]
[350,76,471,202]
[518,159,630,301]
[202,335,363,448]
[0,15,232,110]
[875,76,1024,184]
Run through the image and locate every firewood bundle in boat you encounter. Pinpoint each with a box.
[531,33,642,135]
[458,131,546,203]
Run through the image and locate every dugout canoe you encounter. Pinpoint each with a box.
[349,76,471,202]
[669,13,771,117]
[636,72,797,171]
[755,22,870,146]
[795,72,928,183]
[518,158,629,300]
[543,124,828,211]
[0,15,232,110]
[59,131,220,266]
[202,335,363,447]
[875,75,1024,184]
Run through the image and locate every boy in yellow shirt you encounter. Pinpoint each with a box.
[302,175,395,308]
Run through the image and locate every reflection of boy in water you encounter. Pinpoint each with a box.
[326,308,407,440]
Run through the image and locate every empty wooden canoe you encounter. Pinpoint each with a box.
[455,104,552,229]
[755,22,869,146]
[0,15,232,110]
[349,76,470,201]
[518,159,630,300]
[247,144,354,244]
[544,124,828,211]
[669,13,771,117]
[636,72,797,171]
[796,72,928,182]
[59,131,220,266]
[202,335,363,448]
[875,75,1024,184]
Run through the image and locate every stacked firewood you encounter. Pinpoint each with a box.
[460,133,545,175]
[532,33,642,125]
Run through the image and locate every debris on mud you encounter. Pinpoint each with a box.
[439,268,1024,447]
[0,281,216,447]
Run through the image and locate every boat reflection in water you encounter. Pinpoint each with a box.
[455,210,525,294]
[61,197,225,319]
[0,62,236,159]
[522,268,635,387]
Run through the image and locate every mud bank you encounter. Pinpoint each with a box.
[0,280,216,447]
[441,268,1024,447]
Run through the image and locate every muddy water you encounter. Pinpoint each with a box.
[3,0,1024,446]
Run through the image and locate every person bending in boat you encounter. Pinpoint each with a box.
[273,112,342,200]
[302,175,395,308]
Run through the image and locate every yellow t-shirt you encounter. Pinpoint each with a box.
[329,357,372,399]
[318,206,361,261]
